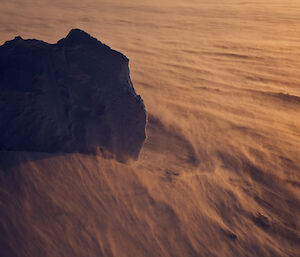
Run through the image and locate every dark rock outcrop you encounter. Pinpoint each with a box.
[0,29,146,161]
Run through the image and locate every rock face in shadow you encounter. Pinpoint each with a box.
[0,29,146,161]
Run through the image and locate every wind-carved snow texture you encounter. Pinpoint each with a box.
[0,29,146,161]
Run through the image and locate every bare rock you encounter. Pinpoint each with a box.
[0,29,146,161]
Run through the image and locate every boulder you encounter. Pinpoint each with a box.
[0,29,146,161]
